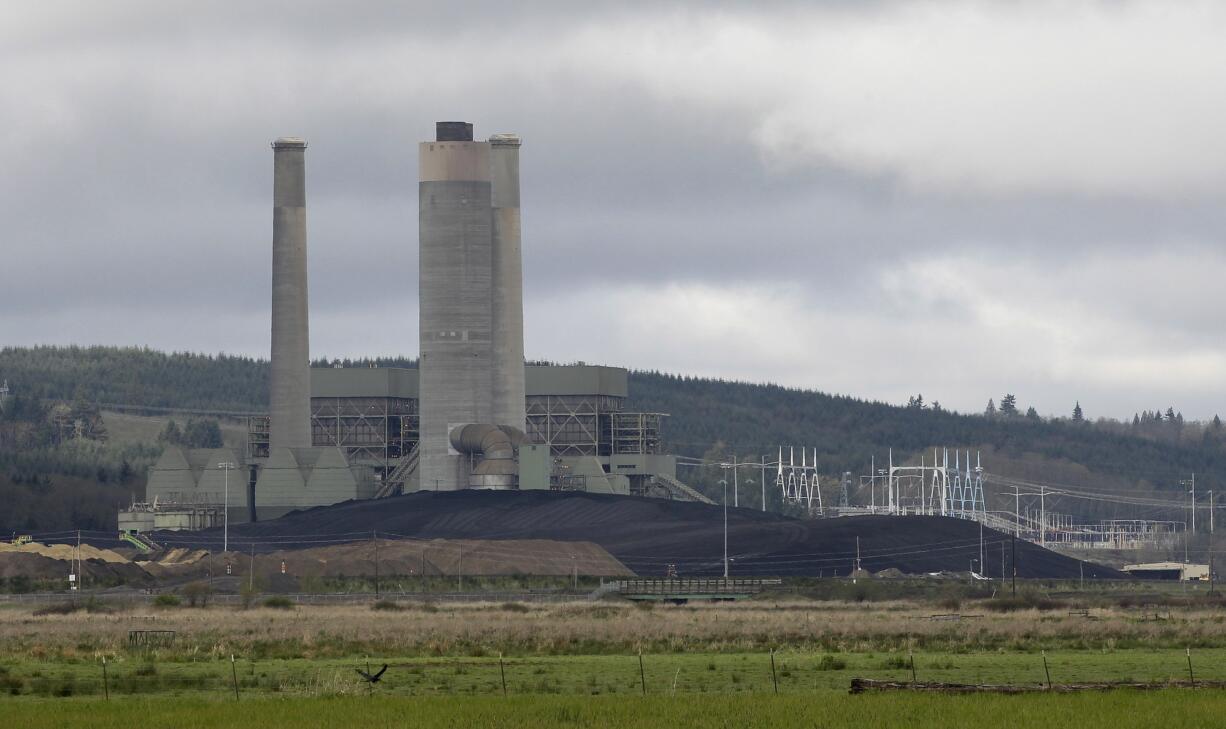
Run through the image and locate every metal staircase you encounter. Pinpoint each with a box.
[376,443,420,498]
[653,473,715,505]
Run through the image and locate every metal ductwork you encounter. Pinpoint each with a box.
[449,424,524,490]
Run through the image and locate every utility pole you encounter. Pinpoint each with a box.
[855,536,861,574]
[248,544,255,591]
[373,530,380,598]
[1039,484,1046,547]
[1210,491,1216,595]
[1183,474,1196,535]
[1014,484,1020,538]
[870,455,876,513]
[731,455,739,509]
[760,455,766,512]
[1011,533,1017,596]
[218,462,236,553]
[457,543,463,592]
[720,479,729,579]
[979,519,984,580]
[1000,541,1005,581]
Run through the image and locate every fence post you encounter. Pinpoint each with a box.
[231,654,240,701]
[909,649,917,684]
[1187,647,1195,687]
[499,652,507,696]
[1041,650,1052,690]
[638,649,646,696]
[101,656,109,700]
[769,649,778,694]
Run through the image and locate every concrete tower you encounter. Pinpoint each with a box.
[419,122,495,491]
[489,133,526,433]
[269,137,312,450]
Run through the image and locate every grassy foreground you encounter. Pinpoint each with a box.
[5,649,1226,698]
[10,691,1226,729]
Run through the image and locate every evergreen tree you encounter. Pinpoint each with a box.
[1072,401,1084,422]
[984,399,997,418]
[1025,406,1040,420]
[1000,394,1018,416]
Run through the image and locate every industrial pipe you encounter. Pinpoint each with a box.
[449,424,522,489]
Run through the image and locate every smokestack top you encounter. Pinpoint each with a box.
[272,137,308,149]
[489,133,521,147]
[436,121,474,142]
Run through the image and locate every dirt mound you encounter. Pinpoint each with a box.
[147,538,631,581]
[154,491,1124,579]
[0,551,151,584]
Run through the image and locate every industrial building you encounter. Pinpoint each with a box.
[122,122,705,535]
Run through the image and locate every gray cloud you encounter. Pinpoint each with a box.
[1,1,1224,420]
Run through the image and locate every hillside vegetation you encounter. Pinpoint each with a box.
[1,346,1222,529]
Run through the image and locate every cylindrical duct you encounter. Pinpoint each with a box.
[270,137,311,450]
[449,423,520,489]
[418,123,493,491]
[489,133,526,434]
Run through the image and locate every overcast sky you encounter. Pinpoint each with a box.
[2,1,1225,420]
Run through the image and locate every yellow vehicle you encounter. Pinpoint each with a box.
[10,535,32,546]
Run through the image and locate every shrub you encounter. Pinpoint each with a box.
[982,593,1066,612]
[372,599,403,612]
[500,602,530,613]
[816,655,847,671]
[262,596,294,610]
[182,581,213,608]
[152,594,181,608]
[33,602,81,616]
[239,584,259,610]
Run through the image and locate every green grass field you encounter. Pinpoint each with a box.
[8,691,1226,729]
[2,649,1223,699]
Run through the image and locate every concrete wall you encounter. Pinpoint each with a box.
[270,138,312,449]
[144,446,250,526]
[418,138,494,491]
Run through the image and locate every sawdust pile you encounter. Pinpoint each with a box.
[0,541,128,563]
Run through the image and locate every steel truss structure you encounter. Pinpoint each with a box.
[881,448,985,517]
[247,395,418,474]
[525,394,665,457]
[775,446,823,514]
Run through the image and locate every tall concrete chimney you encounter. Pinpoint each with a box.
[418,122,494,490]
[269,137,311,450]
[489,133,526,433]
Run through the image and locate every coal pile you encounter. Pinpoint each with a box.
[155,491,1122,580]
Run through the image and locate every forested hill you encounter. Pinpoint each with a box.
[3,345,1224,505]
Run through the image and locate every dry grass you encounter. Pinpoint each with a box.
[2,598,1225,660]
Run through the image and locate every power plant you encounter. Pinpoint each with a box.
[122,122,704,534]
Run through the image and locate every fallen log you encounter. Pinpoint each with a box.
[848,678,1226,695]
